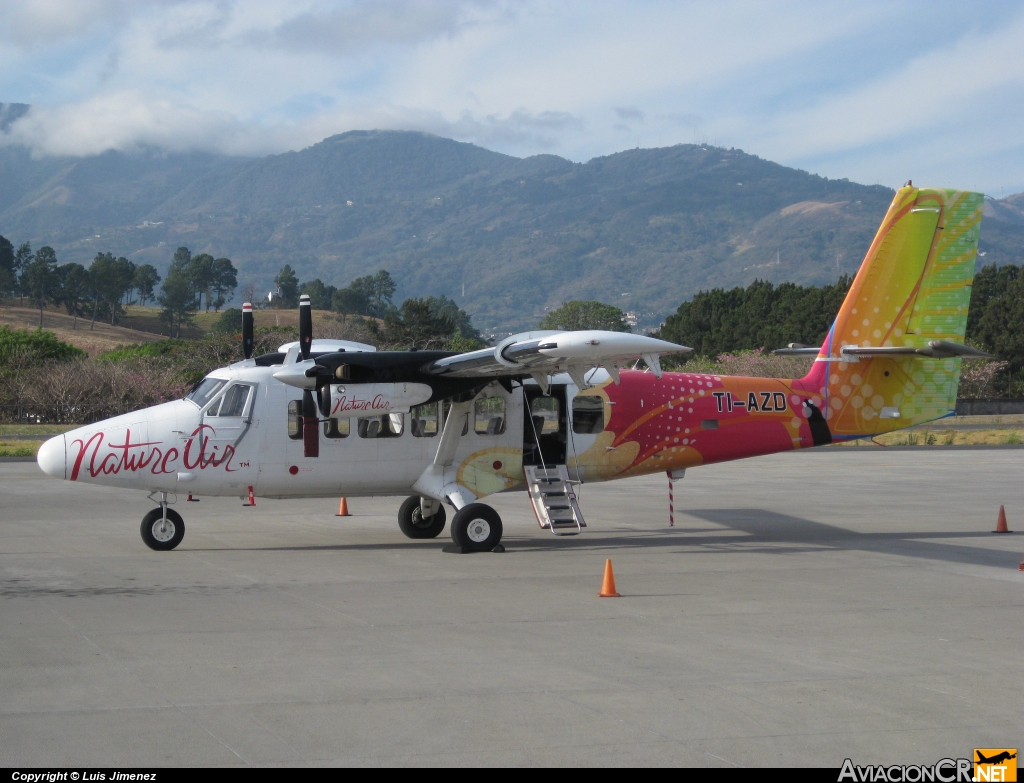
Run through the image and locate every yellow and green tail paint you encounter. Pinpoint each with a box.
[808,186,984,440]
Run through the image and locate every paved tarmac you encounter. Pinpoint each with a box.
[1,450,1022,767]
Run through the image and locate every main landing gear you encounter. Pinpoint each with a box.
[141,492,185,551]
[450,503,503,551]
[397,496,504,551]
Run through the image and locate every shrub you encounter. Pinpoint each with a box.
[0,326,86,365]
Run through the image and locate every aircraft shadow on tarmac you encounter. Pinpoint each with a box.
[188,508,1018,570]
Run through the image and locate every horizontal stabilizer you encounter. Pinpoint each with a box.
[775,341,992,360]
[841,341,993,359]
[773,344,821,356]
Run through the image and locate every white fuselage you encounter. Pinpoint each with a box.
[36,350,605,504]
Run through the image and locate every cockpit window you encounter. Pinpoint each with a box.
[209,384,252,417]
[186,378,227,407]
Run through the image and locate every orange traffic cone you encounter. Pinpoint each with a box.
[336,497,351,517]
[994,505,1011,533]
[598,558,621,597]
[186,493,199,502]
[244,485,255,507]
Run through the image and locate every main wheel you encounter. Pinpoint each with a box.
[397,495,447,539]
[140,507,185,551]
[450,503,503,551]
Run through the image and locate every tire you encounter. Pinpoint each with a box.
[397,495,447,539]
[140,507,185,551]
[450,503,503,551]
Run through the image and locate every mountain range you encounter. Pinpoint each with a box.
[2,103,1022,334]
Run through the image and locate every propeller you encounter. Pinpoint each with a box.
[299,294,312,360]
[302,386,320,458]
[241,303,254,360]
[297,294,320,457]
[319,379,331,419]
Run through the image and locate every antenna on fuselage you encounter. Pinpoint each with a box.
[298,294,320,458]
[242,303,254,360]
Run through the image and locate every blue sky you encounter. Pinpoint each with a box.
[2,0,1023,195]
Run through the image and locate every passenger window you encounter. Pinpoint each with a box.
[572,394,605,434]
[211,384,252,417]
[411,404,438,437]
[287,399,302,440]
[323,418,350,439]
[474,396,506,435]
[529,396,560,434]
[358,414,404,438]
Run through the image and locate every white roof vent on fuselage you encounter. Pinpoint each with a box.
[279,339,377,365]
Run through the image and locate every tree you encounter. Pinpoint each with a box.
[133,264,161,307]
[975,271,1024,368]
[158,254,198,338]
[239,281,261,308]
[375,298,457,350]
[539,300,630,332]
[274,264,299,308]
[0,235,14,297]
[54,263,91,329]
[185,253,214,311]
[211,308,243,334]
[88,253,136,325]
[349,270,396,317]
[332,287,369,315]
[22,246,58,327]
[655,277,851,357]
[299,278,337,310]
[210,258,237,311]
[424,295,481,341]
[14,242,32,305]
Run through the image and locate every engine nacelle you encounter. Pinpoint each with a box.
[328,382,433,418]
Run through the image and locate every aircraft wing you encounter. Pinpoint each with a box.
[422,329,691,389]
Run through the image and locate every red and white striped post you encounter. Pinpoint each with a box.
[667,469,685,527]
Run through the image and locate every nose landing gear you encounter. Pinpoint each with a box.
[141,492,185,551]
[397,495,446,539]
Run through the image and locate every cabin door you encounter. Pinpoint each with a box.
[522,384,567,466]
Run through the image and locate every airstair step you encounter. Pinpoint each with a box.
[525,464,587,536]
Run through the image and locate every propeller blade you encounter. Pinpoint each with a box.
[318,381,332,418]
[241,303,254,360]
[302,389,319,458]
[299,294,312,361]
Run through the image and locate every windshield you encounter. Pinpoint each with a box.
[185,378,227,408]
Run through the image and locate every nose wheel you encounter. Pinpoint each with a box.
[450,503,503,551]
[140,507,185,551]
[397,495,447,539]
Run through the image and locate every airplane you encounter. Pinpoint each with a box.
[36,185,987,553]
[975,752,1016,765]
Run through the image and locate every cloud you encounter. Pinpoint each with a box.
[0,91,267,156]
[260,0,501,54]
[614,107,644,121]
[0,92,584,158]
[1,1,1022,191]
[0,0,136,45]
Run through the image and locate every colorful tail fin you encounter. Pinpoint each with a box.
[799,185,984,439]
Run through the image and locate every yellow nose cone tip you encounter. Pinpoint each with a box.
[37,434,67,480]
